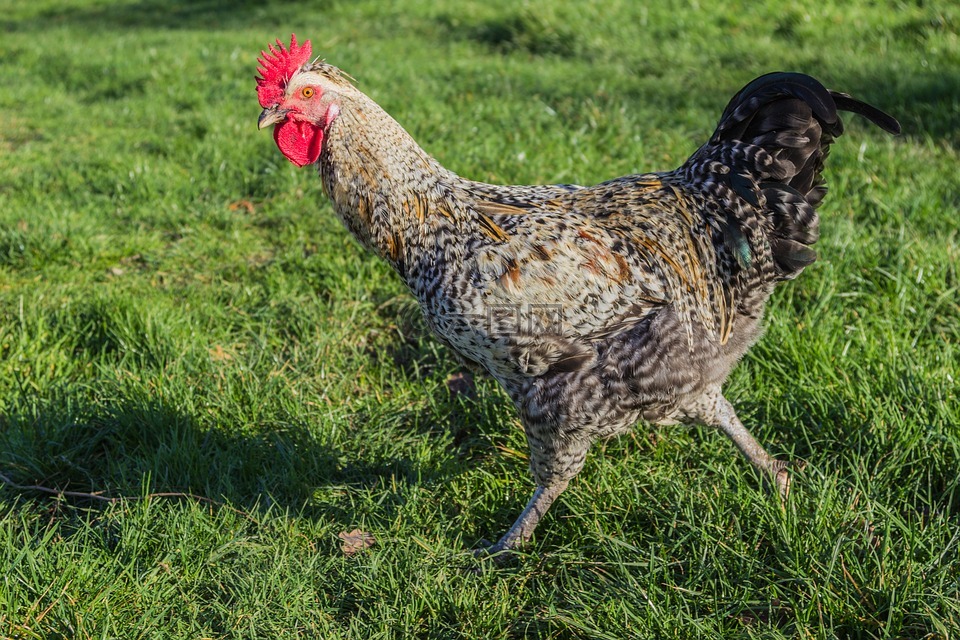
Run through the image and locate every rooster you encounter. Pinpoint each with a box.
[255,35,900,556]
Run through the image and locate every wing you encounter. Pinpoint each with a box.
[459,175,735,378]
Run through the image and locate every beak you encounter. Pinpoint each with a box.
[258,106,289,130]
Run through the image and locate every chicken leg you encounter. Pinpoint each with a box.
[692,388,792,498]
[477,480,569,557]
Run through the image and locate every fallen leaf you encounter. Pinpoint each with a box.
[338,529,375,555]
[228,199,256,214]
[208,345,232,362]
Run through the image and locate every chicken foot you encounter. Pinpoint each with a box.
[477,480,569,558]
[693,389,792,499]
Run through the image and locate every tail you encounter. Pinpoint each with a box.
[685,72,900,280]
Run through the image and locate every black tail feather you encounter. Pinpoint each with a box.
[831,93,902,135]
[688,72,899,280]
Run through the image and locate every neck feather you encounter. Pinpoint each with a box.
[318,93,463,269]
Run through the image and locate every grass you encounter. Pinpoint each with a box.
[0,0,958,637]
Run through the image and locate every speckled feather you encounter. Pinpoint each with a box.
[259,57,899,543]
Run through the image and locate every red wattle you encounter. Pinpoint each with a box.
[273,119,324,167]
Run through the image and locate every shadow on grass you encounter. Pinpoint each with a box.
[2,0,336,32]
[0,393,435,526]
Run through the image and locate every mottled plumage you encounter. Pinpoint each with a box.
[256,38,900,556]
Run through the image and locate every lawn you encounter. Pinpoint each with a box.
[1,0,958,637]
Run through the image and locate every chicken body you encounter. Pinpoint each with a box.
[257,38,899,555]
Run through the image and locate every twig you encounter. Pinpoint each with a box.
[0,471,260,524]
[0,471,116,503]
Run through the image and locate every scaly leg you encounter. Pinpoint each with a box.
[477,480,569,557]
[693,389,792,499]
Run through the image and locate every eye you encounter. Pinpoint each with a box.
[301,87,315,99]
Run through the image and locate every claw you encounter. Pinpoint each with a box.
[775,466,791,501]
[771,459,804,502]
[472,540,515,564]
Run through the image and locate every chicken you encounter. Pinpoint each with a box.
[255,35,900,556]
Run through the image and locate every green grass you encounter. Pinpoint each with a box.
[1,0,958,637]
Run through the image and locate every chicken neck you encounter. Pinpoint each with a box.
[317,93,467,272]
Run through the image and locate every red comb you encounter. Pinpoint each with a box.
[256,34,313,108]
